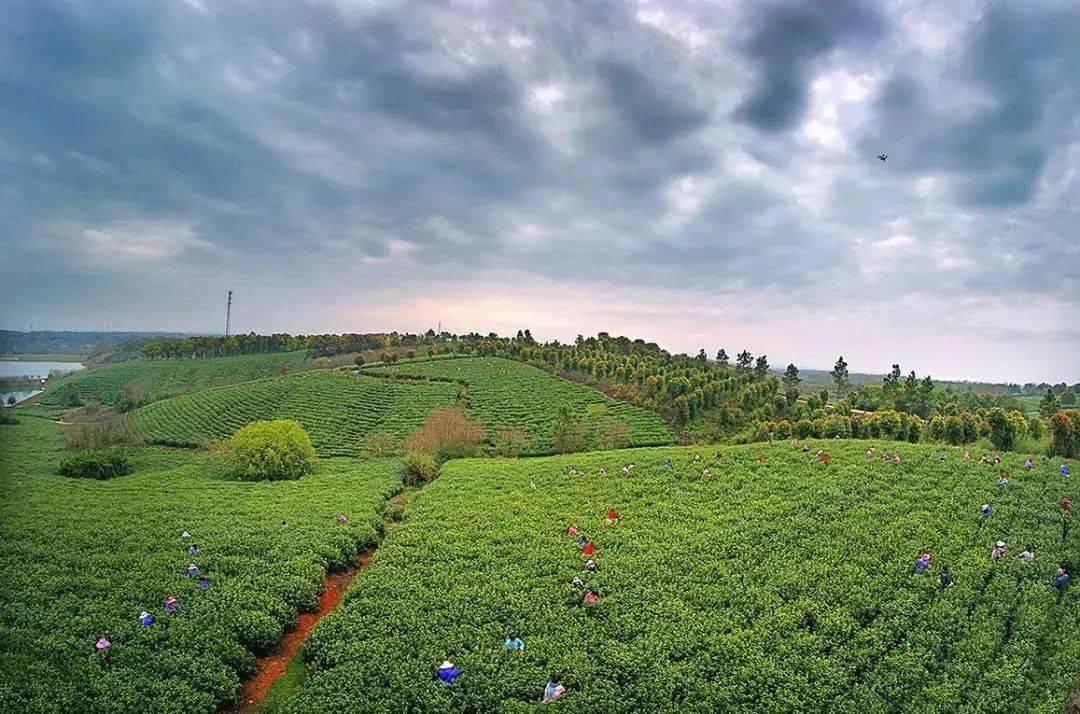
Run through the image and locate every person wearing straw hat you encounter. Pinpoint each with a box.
[437,661,461,684]
[991,541,1007,561]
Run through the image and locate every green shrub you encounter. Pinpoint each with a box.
[225,419,316,481]
[0,411,19,425]
[58,447,133,480]
[403,450,438,486]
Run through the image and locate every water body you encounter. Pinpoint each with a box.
[0,360,84,405]
[1,389,43,406]
[0,361,84,379]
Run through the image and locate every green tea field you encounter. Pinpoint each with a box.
[292,442,1080,713]
[0,415,401,712]
[40,351,311,408]
[128,370,459,456]
[366,357,675,453]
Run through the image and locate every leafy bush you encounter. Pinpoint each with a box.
[405,407,484,462]
[0,411,19,425]
[404,450,439,486]
[225,420,316,481]
[361,432,401,458]
[492,426,529,456]
[64,411,135,451]
[58,447,133,479]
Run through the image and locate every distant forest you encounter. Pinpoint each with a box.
[0,330,185,359]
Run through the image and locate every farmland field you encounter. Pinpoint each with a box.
[128,370,459,456]
[366,357,675,453]
[0,415,402,713]
[292,441,1080,713]
[40,351,311,407]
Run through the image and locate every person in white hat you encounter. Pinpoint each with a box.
[437,661,461,684]
[991,541,1007,561]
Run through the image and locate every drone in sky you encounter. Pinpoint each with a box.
[878,153,888,162]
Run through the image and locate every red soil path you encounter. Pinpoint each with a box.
[229,549,375,712]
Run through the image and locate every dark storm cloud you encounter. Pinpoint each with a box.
[734,0,884,132]
[862,1,1080,207]
[0,0,1076,380]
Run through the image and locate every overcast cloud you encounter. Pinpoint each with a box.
[1,0,1077,382]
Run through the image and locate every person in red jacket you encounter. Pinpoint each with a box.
[605,508,621,524]
[582,541,596,556]
[1063,497,1073,516]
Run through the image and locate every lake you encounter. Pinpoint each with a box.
[0,360,85,379]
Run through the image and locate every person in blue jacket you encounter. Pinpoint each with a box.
[438,661,461,684]
[1055,568,1070,600]
[504,637,525,651]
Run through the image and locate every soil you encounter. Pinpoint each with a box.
[228,549,376,712]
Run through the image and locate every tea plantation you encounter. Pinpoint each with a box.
[291,442,1080,713]
[0,415,402,712]
[40,351,310,407]
[366,357,675,453]
[129,371,459,456]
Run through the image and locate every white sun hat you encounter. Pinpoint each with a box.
[440,661,454,669]
[996,541,1006,547]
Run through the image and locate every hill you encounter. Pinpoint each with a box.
[365,357,674,453]
[293,441,1080,713]
[40,351,310,408]
[129,371,459,456]
[0,415,402,712]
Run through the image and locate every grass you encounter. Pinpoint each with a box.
[128,371,459,456]
[366,357,675,453]
[0,415,403,713]
[291,441,1080,713]
[39,351,311,407]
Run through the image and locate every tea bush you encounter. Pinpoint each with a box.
[225,420,316,481]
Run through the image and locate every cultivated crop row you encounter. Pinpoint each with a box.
[290,441,1080,713]
[0,416,402,712]
[129,371,459,456]
[366,357,675,453]
[40,351,310,407]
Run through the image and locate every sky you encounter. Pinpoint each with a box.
[1,0,1077,383]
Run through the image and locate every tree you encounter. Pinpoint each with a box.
[1040,389,1061,418]
[986,408,1018,452]
[782,364,801,392]
[716,349,729,367]
[736,350,753,370]
[696,348,707,363]
[1061,389,1076,406]
[754,355,769,377]
[883,364,902,395]
[1049,411,1076,457]
[830,356,851,398]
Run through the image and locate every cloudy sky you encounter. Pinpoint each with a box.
[2,0,1077,382]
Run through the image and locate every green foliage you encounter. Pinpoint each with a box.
[367,357,672,454]
[986,407,1020,452]
[403,450,439,486]
[41,351,310,407]
[130,371,458,456]
[292,442,1080,712]
[0,416,401,711]
[0,411,19,425]
[226,420,316,481]
[58,447,133,479]
[1049,411,1078,457]
[1041,390,1062,418]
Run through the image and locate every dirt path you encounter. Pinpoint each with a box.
[228,548,376,712]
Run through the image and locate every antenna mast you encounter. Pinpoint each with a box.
[225,291,233,337]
